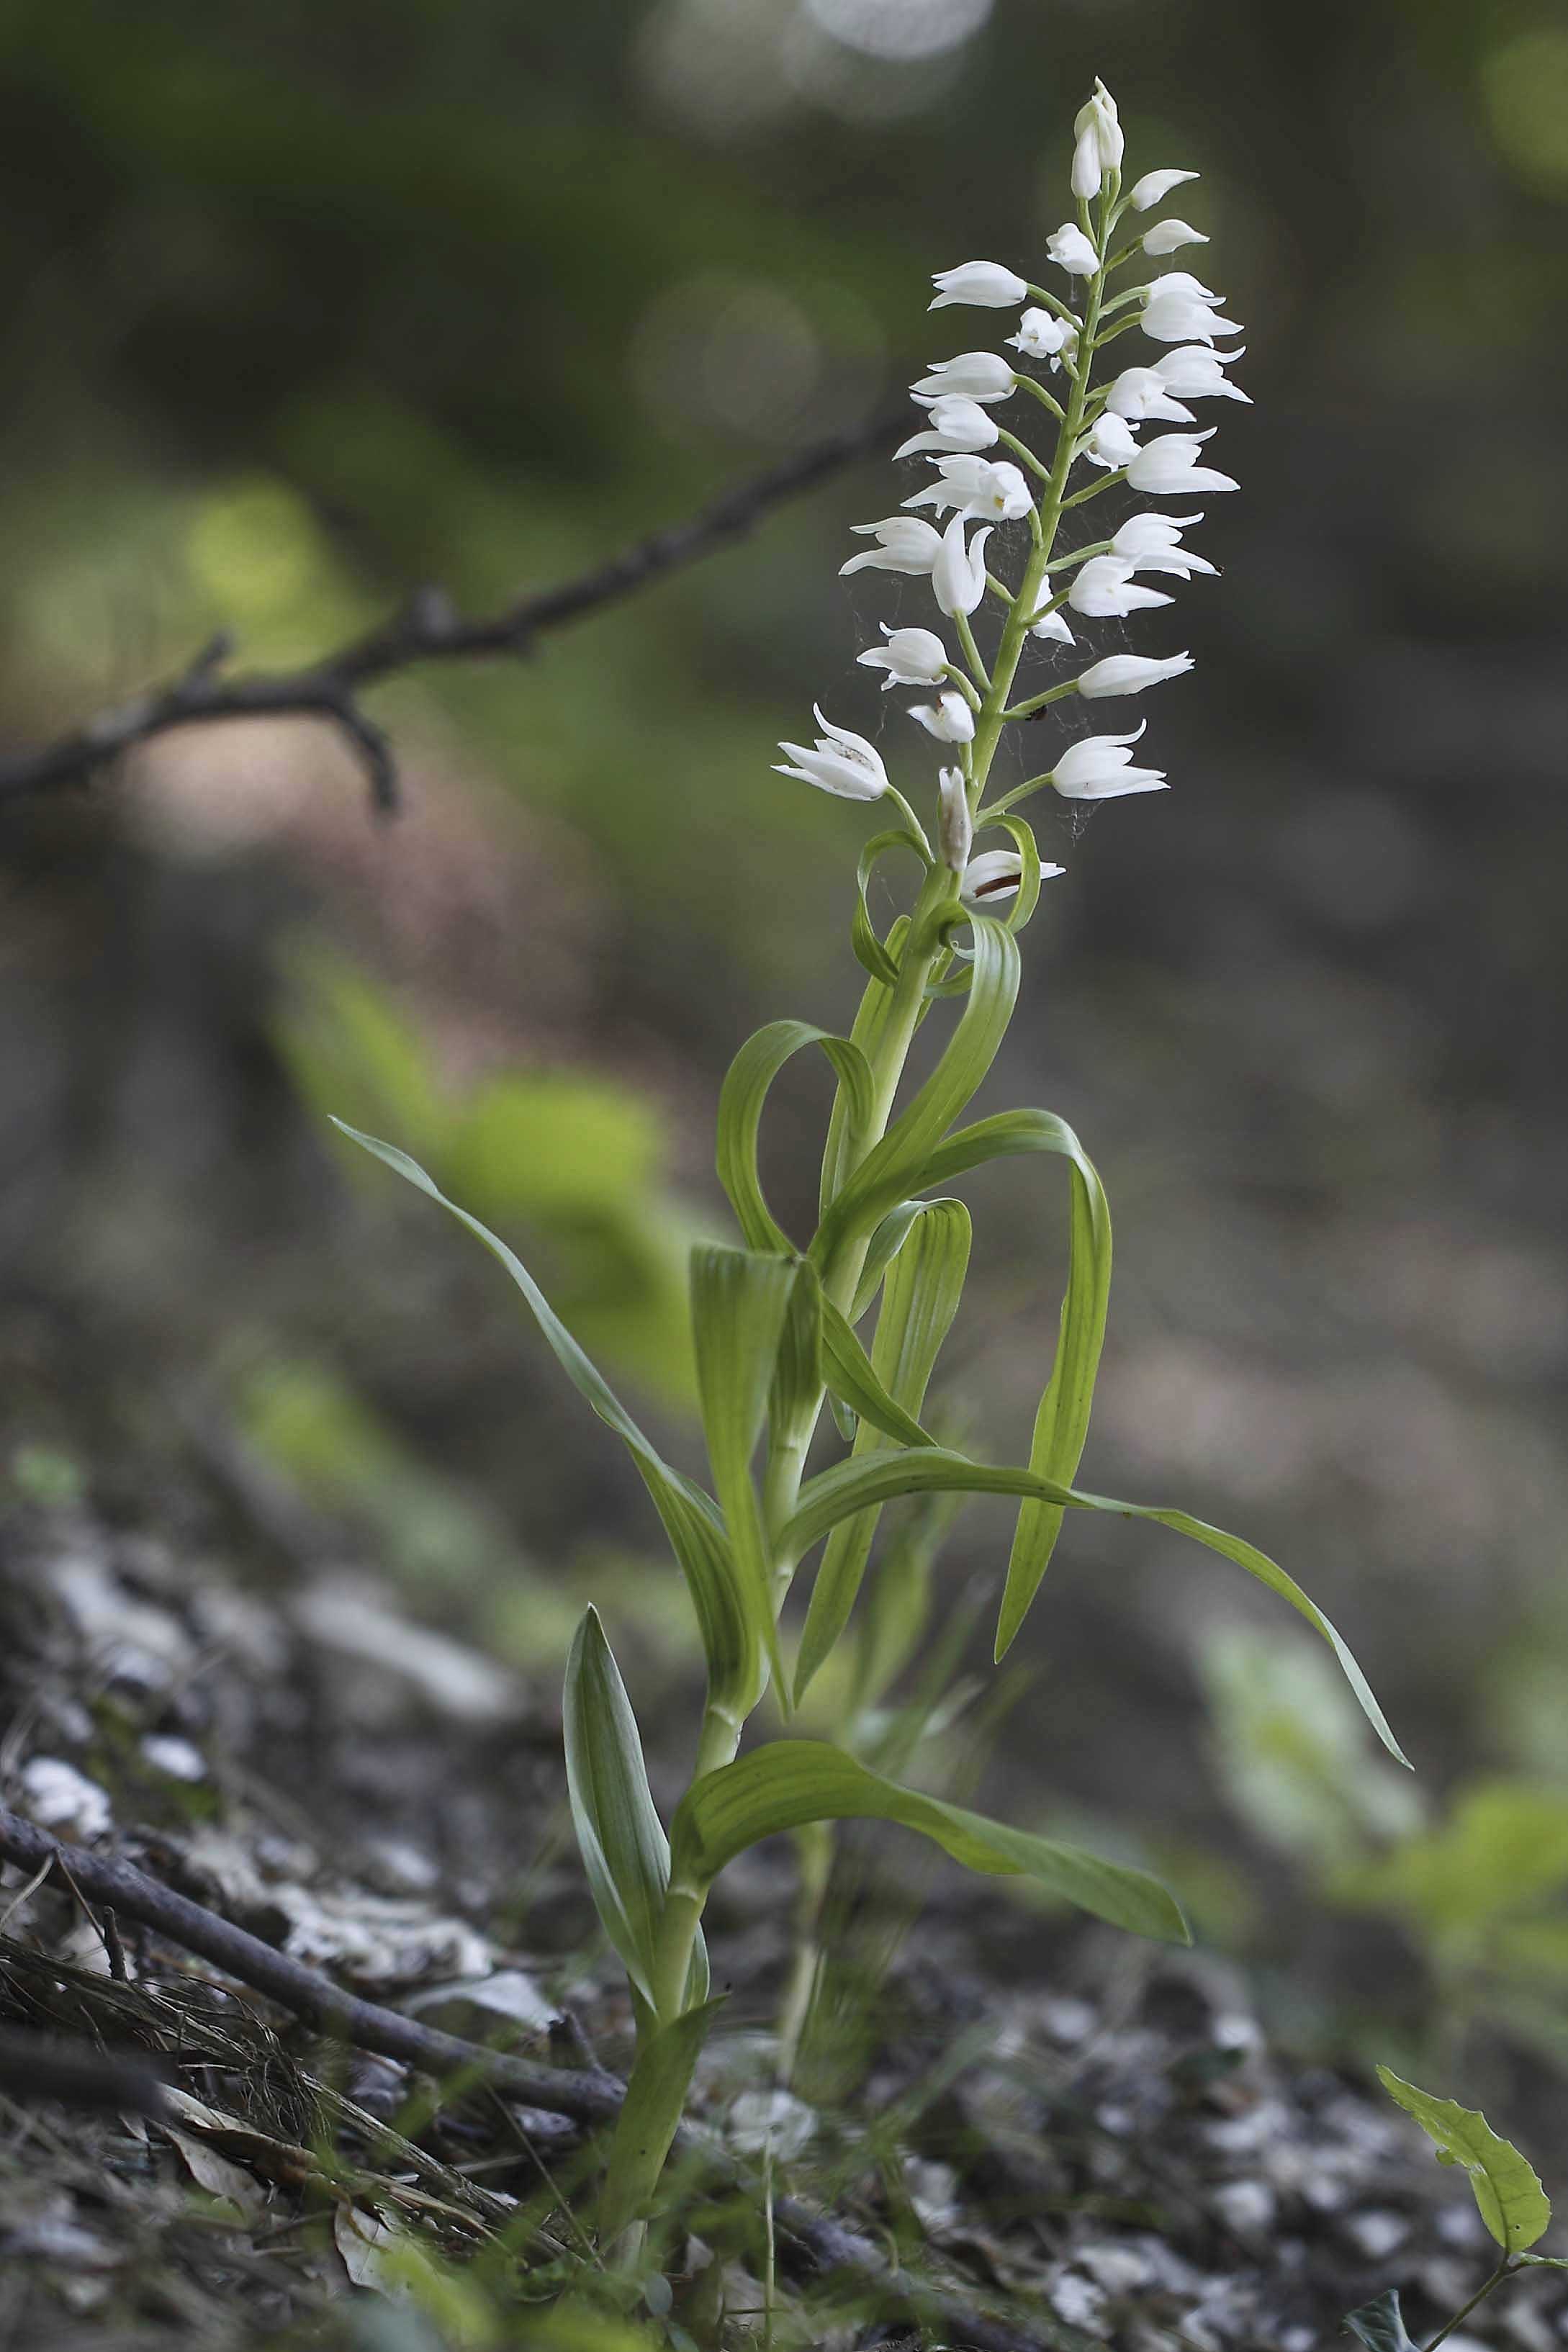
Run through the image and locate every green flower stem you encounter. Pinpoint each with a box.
[1425,2260,1515,2350]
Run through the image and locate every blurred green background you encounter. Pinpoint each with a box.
[1,0,1566,2100]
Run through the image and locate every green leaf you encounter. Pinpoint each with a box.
[597,1999,726,2243]
[330,1122,757,1711]
[671,1741,1187,1943]
[849,1198,929,1323]
[716,1022,875,1256]
[1376,2067,1551,2251]
[1343,2289,1417,2351]
[819,1295,937,1451]
[767,1258,823,1443]
[796,1201,971,1703]
[690,1245,798,1698]
[851,831,926,991]
[563,1609,672,2008]
[924,1108,1112,1659]
[811,916,1020,1276]
[780,1448,1406,1765]
[820,918,908,1226]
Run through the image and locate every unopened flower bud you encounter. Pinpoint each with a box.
[1046,223,1100,278]
[912,352,1017,404]
[929,261,1030,310]
[1143,218,1208,256]
[909,690,976,744]
[1070,78,1123,199]
[1127,168,1199,212]
[857,624,949,689]
[1075,652,1194,699]
[938,767,973,873]
[930,514,992,618]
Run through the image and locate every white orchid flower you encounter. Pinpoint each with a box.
[773,707,891,801]
[1154,345,1251,403]
[1045,223,1100,277]
[1127,168,1199,212]
[839,516,944,577]
[1126,431,1239,495]
[1140,272,1243,345]
[1050,725,1168,800]
[1143,219,1209,256]
[857,624,950,689]
[908,690,976,744]
[929,261,1029,310]
[931,514,993,618]
[1067,557,1174,617]
[1008,309,1078,367]
[1104,365,1195,425]
[911,352,1017,404]
[1109,513,1217,578]
[1075,652,1194,698]
[903,456,1032,522]
[1082,413,1140,470]
[1028,607,1076,644]
[894,396,1001,459]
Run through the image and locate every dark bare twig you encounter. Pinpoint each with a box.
[0,1808,1048,2351]
[0,411,906,817]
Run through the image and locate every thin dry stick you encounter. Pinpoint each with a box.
[0,410,906,816]
[0,1807,1047,2352]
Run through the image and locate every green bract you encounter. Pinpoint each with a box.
[331,86,1400,2253]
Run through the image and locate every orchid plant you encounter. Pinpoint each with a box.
[335,79,1404,2247]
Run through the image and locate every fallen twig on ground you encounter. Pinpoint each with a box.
[0,1807,1052,2351]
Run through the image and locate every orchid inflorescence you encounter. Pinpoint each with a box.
[780,76,1249,902]
[336,76,1399,2266]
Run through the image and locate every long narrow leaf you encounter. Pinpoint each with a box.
[598,1998,726,2242]
[922,1108,1112,1659]
[820,916,907,1227]
[563,1609,672,2007]
[330,1122,757,1709]
[780,1448,1407,1764]
[796,1202,971,1701]
[671,1741,1188,1943]
[819,1297,937,1451]
[690,1245,798,1698]
[811,916,1020,1276]
[716,1022,876,1256]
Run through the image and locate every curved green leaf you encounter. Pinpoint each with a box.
[330,1121,756,1710]
[852,831,926,991]
[690,1245,798,1698]
[780,1448,1406,1763]
[921,1108,1112,1659]
[563,1608,672,2008]
[716,1022,876,1256]
[1343,2289,1416,2352]
[768,1256,823,1443]
[820,917,908,1228]
[1377,2068,1551,2252]
[819,1296,937,1451]
[812,916,1020,1278]
[671,1741,1188,1943]
[796,1202,971,1703]
[849,1198,927,1323]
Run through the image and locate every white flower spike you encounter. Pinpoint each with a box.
[1067,557,1174,618]
[1050,726,1168,801]
[937,767,973,873]
[929,261,1029,311]
[1076,652,1195,699]
[1126,431,1240,495]
[912,353,1016,404]
[1046,223,1099,277]
[857,624,950,689]
[1071,77,1123,200]
[773,708,891,801]
[908,690,976,744]
[1127,167,1199,212]
[894,396,1001,460]
[1009,309,1077,366]
[931,513,992,618]
[903,456,1032,522]
[1143,219,1209,256]
[839,515,944,577]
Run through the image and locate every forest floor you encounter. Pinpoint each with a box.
[0,1395,1554,2352]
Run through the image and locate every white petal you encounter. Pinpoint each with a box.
[1127,168,1199,212]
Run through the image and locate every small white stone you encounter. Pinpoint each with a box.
[1342,2207,1410,2261]
[1049,2271,1107,2328]
[1040,1996,1096,2045]
[140,1734,206,1783]
[726,2089,815,2161]
[20,1757,112,1842]
[1211,2178,1275,2235]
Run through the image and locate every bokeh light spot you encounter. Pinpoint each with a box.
[186,479,326,621]
[1479,27,1568,195]
[803,0,992,60]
